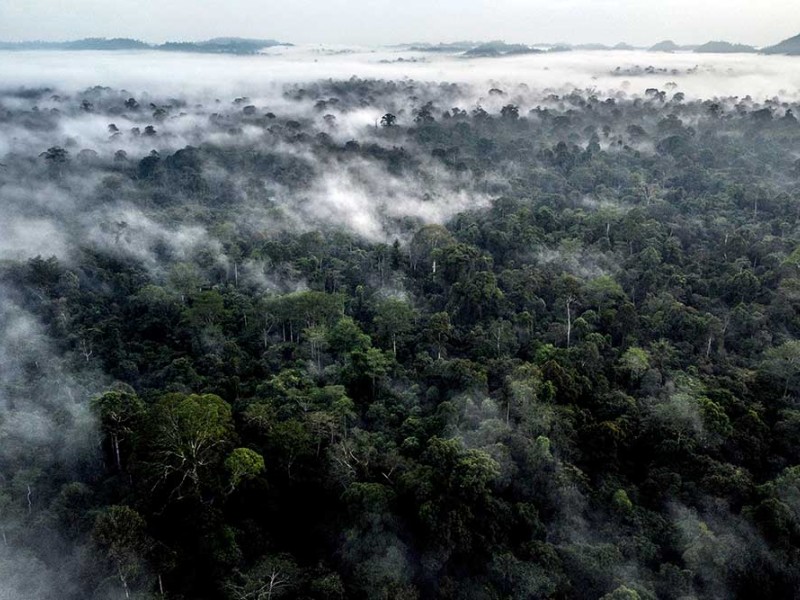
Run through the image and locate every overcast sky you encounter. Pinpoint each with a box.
[0,0,797,47]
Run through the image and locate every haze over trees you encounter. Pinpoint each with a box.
[1,47,800,600]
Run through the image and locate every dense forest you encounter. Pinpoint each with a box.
[1,75,800,599]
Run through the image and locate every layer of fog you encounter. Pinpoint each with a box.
[1,47,799,101]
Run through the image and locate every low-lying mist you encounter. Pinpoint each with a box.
[1,44,800,599]
[2,47,800,99]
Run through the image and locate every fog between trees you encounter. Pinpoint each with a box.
[1,48,800,599]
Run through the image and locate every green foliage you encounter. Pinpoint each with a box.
[618,347,650,380]
[225,447,266,492]
[91,387,146,471]
[612,489,634,514]
[143,393,235,498]
[327,316,371,355]
[761,340,800,396]
[92,505,154,597]
[4,76,800,599]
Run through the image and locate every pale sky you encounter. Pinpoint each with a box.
[0,0,797,47]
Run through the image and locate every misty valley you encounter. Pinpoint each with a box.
[1,48,800,600]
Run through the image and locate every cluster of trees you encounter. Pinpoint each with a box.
[1,78,800,599]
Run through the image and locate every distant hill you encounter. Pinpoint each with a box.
[650,40,680,52]
[694,41,756,53]
[0,40,51,50]
[408,42,478,53]
[462,41,543,58]
[411,40,640,54]
[409,40,544,57]
[158,38,285,54]
[649,40,698,52]
[0,37,150,51]
[63,38,150,50]
[761,33,800,55]
[0,37,288,55]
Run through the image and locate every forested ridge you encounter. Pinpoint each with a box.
[1,78,800,599]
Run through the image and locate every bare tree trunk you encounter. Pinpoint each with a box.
[81,339,93,362]
[720,315,730,353]
[113,434,122,471]
[118,567,130,599]
[267,570,288,600]
[565,297,574,348]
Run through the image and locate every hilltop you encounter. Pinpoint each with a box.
[649,40,699,52]
[761,33,800,55]
[462,41,543,57]
[0,37,149,50]
[158,37,286,54]
[694,40,756,53]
